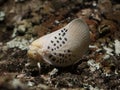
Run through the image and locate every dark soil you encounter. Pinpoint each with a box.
[0,0,120,90]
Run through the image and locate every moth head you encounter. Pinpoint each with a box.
[27,40,43,63]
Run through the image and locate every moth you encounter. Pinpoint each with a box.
[28,18,90,67]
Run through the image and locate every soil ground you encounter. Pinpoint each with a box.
[0,0,120,90]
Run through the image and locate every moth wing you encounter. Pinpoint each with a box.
[38,19,90,67]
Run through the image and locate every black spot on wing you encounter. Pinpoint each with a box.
[62,41,65,44]
[47,46,50,49]
[51,48,54,51]
[49,54,52,58]
[64,38,67,41]
[51,40,54,43]
[57,40,59,43]
[53,43,56,46]
[59,37,62,40]
[54,36,57,39]
[57,46,59,49]
[48,28,68,52]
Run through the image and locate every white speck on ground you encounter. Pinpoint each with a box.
[89,45,98,49]
[103,46,114,56]
[27,81,35,87]
[103,54,110,60]
[11,79,25,89]
[89,85,100,90]
[114,39,120,56]
[83,84,102,90]
[87,59,101,72]
[0,11,5,21]
[49,68,58,76]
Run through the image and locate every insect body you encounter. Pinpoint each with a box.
[28,18,90,67]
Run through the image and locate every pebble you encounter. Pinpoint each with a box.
[11,79,25,89]
[114,39,120,56]
[0,42,3,46]
[87,59,100,72]
[54,20,60,25]
[103,54,110,60]
[0,11,5,21]
[49,68,58,76]
[27,81,35,87]
[103,46,114,56]
[17,25,26,35]
[89,45,98,49]
[92,1,97,7]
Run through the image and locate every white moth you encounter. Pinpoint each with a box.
[28,18,90,67]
